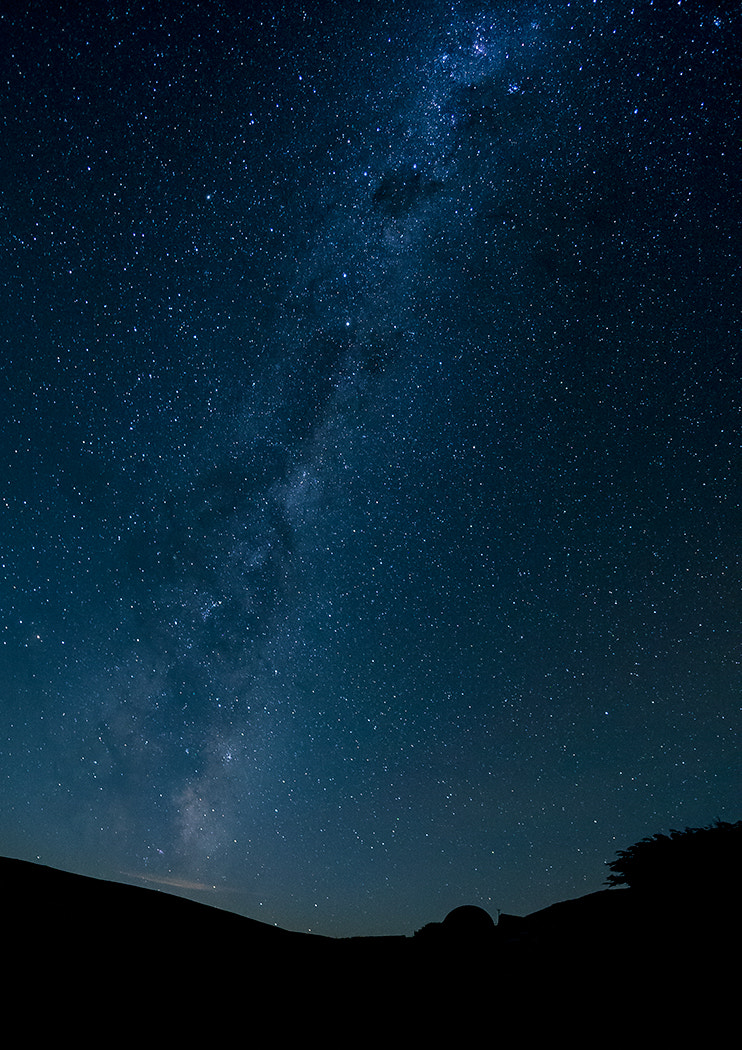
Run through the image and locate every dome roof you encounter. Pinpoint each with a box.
[442,905,495,933]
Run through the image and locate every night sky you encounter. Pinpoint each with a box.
[1,0,739,937]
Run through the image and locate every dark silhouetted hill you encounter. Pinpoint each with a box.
[2,855,735,1039]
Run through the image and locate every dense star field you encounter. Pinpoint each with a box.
[1,1,739,936]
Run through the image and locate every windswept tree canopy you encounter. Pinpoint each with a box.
[605,820,742,898]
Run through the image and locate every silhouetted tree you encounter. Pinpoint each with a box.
[605,819,741,901]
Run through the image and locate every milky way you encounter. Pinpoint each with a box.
[1,1,739,935]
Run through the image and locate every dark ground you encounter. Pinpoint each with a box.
[2,855,735,1040]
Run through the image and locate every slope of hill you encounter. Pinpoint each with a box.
[1,855,734,1039]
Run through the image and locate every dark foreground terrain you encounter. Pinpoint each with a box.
[2,856,734,1040]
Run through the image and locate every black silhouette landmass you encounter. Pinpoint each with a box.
[2,854,735,1039]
